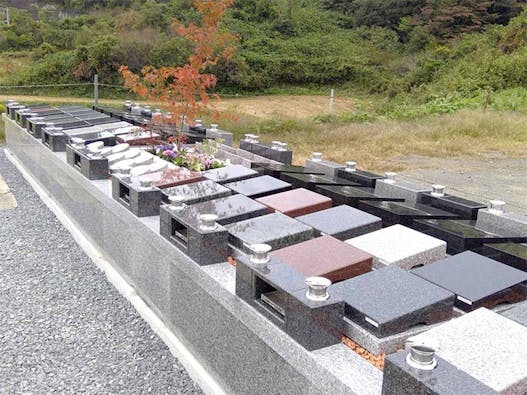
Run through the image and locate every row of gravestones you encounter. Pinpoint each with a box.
[7,100,527,394]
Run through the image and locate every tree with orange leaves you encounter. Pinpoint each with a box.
[119,0,236,133]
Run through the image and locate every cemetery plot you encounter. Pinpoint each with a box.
[255,188,332,218]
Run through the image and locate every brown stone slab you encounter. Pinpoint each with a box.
[139,168,203,189]
[255,188,332,218]
[271,235,372,282]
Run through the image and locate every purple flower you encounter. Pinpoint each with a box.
[163,150,178,159]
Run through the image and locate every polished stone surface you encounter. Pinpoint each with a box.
[332,266,454,337]
[167,193,270,227]
[407,308,527,394]
[382,351,497,395]
[476,209,527,237]
[413,219,527,255]
[262,163,324,179]
[256,188,332,218]
[270,235,372,282]
[224,175,292,199]
[479,242,527,272]
[419,192,486,220]
[374,179,431,204]
[280,172,361,191]
[357,200,461,227]
[346,224,447,269]
[111,175,161,217]
[336,169,385,188]
[225,212,314,254]
[316,185,405,208]
[202,164,258,184]
[296,205,382,240]
[412,251,527,311]
[139,168,203,189]
[66,144,109,180]
[161,179,231,205]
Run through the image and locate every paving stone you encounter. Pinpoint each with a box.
[346,225,446,269]
[331,266,455,338]
[296,205,382,240]
[412,251,527,312]
[270,235,372,282]
[407,308,527,394]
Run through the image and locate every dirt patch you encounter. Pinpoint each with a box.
[389,153,527,214]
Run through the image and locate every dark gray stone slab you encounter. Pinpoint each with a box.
[202,164,258,184]
[66,144,109,180]
[411,251,527,312]
[382,351,498,395]
[224,212,314,255]
[357,200,461,227]
[501,300,527,326]
[111,175,161,217]
[280,172,361,191]
[418,193,486,220]
[224,175,292,199]
[331,266,455,337]
[262,163,324,179]
[336,168,385,188]
[235,253,344,351]
[161,180,231,205]
[296,205,382,240]
[316,185,405,208]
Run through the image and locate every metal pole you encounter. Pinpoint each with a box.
[6,8,9,25]
[329,89,334,115]
[93,74,99,108]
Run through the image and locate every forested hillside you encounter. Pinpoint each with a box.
[1,0,527,116]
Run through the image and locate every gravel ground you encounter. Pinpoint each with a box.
[0,148,203,394]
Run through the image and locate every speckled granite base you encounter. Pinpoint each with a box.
[374,179,431,205]
[501,300,527,327]
[202,164,259,184]
[382,351,497,395]
[305,158,345,178]
[111,175,161,217]
[476,209,527,237]
[66,144,109,180]
[407,308,527,394]
[346,225,447,269]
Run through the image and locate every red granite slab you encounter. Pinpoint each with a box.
[255,188,332,217]
[271,235,372,282]
[139,168,203,189]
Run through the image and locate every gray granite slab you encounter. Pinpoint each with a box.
[412,251,527,312]
[501,300,527,327]
[224,212,314,254]
[332,266,455,338]
[305,158,345,178]
[382,351,497,395]
[476,209,527,237]
[407,308,527,394]
[202,164,258,184]
[346,224,447,269]
[296,205,382,240]
[374,179,431,204]
[161,179,231,205]
[224,175,292,199]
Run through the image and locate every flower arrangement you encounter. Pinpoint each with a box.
[155,139,225,172]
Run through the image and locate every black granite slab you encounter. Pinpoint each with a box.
[280,173,362,191]
[161,180,232,205]
[478,243,527,272]
[331,266,455,337]
[412,251,527,312]
[357,201,461,227]
[413,219,527,255]
[382,351,497,395]
[261,163,325,179]
[315,185,405,208]
[224,212,314,255]
[296,205,382,240]
[336,169,385,188]
[236,253,345,351]
[224,175,292,199]
[418,193,486,220]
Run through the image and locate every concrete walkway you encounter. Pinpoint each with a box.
[0,148,202,394]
